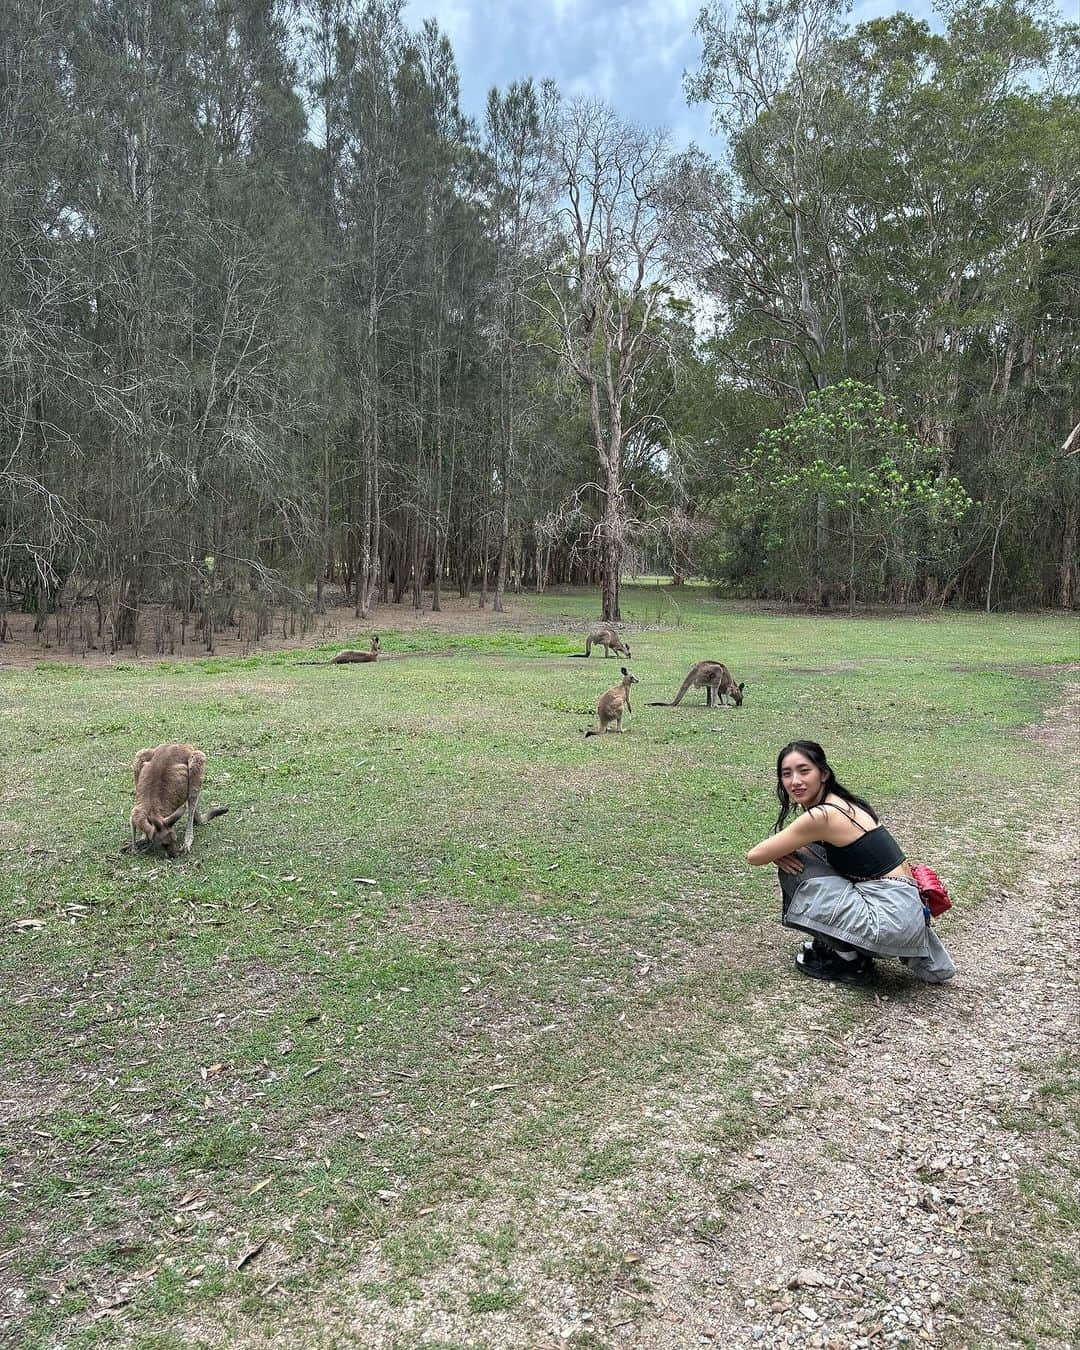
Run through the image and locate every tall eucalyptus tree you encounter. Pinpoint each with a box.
[537,100,681,621]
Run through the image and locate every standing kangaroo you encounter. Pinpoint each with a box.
[585,667,639,736]
[297,635,380,666]
[130,743,229,857]
[649,661,745,709]
[569,623,632,660]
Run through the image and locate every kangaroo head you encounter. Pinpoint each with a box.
[134,808,179,855]
[732,681,746,707]
[371,635,380,652]
[621,667,639,685]
[620,640,632,658]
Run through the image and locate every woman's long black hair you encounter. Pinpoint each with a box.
[772,740,879,833]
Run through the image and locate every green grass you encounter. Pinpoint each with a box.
[0,587,1075,1347]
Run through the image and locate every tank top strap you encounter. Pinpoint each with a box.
[818,798,871,834]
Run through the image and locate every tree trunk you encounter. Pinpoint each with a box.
[493,363,512,612]
[814,494,827,606]
[1059,493,1076,609]
[986,499,1006,613]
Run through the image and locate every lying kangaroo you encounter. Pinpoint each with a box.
[298,635,380,665]
[649,661,745,708]
[585,667,639,736]
[130,743,229,857]
[569,622,632,660]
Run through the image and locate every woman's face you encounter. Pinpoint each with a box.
[780,751,826,807]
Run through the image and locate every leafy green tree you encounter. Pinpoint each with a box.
[684,0,1078,606]
[736,380,973,607]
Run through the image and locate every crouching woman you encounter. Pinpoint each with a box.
[746,741,955,987]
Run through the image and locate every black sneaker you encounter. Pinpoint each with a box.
[801,935,869,962]
[795,945,876,987]
[801,937,831,957]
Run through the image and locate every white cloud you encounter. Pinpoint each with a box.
[403,0,1027,153]
[403,0,475,52]
[565,54,618,103]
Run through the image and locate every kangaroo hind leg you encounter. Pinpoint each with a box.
[182,751,208,852]
[190,749,228,828]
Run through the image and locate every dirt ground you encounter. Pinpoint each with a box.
[0,592,543,670]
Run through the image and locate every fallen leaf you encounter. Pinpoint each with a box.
[12,918,45,931]
[93,1295,132,1317]
[200,1063,225,1081]
[351,877,378,886]
[236,1241,265,1270]
[248,1178,272,1197]
[623,1251,643,1265]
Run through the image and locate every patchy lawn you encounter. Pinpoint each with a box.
[0,589,1076,1347]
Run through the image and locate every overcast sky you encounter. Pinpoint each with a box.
[400,0,944,151]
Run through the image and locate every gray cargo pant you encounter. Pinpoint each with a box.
[779,845,956,984]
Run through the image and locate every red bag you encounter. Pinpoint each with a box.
[911,863,952,917]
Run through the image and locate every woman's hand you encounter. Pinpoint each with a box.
[775,851,805,875]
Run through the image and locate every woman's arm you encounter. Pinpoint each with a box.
[745,812,822,867]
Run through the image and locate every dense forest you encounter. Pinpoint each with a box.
[2,0,1077,649]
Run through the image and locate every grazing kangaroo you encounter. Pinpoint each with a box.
[130,743,229,857]
[297,635,380,665]
[649,661,745,708]
[569,622,632,660]
[585,667,639,736]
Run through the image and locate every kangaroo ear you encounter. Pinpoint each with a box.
[739,682,746,691]
[621,666,627,675]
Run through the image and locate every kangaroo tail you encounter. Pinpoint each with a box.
[295,660,329,666]
[647,701,673,706]
[669,674,695,706]
[568,653,588,658]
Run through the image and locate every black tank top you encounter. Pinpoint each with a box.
[819,803,906,880]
